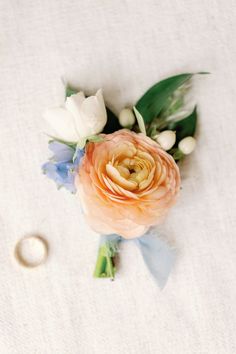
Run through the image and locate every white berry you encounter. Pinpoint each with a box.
[178,136,196,155]
[156,130,176,151]
[119,108,136,127]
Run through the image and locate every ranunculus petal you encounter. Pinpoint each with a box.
[77,129,180,239]
[106,163,138,191]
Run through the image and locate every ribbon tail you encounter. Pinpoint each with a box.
[135,231,176,289]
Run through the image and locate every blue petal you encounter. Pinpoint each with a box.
[49,141,75,163]
[42,161,76,192]
[73,146,85,164]
[42,162,58,180]
[43,142,85,193]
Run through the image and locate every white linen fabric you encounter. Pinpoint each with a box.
[0,0,236,353]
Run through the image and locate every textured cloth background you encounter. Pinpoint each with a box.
[0,1,236,353]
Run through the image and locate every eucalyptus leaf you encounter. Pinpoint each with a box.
[133,106,146,135]
[160,87,186,119]
[170,96,184,113]
[135,73,194,124]
[168,106,197,143]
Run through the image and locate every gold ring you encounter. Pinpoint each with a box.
[14,235,49,268]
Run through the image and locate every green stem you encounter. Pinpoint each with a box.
[93,242,118,279]
[93,246,107,278]
[105,253,115,279]
[93,241,118,279]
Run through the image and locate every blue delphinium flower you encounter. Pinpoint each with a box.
[42,141,84,193]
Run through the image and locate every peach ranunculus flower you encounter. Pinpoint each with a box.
[76,130,181,239]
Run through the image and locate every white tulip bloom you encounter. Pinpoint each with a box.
[44,89,107,142]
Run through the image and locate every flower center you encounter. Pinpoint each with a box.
[106,143,156,192]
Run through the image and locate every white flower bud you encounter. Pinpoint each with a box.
[156,130,176,151]
[119,108,136,127]
[178,136,196,155]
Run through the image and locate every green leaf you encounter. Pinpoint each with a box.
[135,73,194,124]
[133,106,146,135]
[168,148,185,162]
[173,149,184,161]
[168,106,197,143]
[65,86,78,98]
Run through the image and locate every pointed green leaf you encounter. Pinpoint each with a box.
[135,73,194,123]
[133,106,146,135]
[168,107,197,143]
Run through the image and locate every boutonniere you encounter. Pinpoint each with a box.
[42,73,206,288]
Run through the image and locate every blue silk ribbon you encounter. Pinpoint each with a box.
[100,229,176,289]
